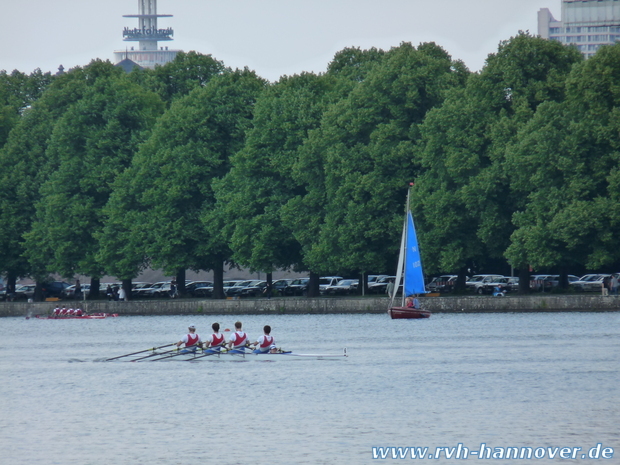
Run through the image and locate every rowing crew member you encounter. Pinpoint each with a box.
[176,324,202,353]
[203,322,226,353]
[227,321,249,352]
[251,325,277,354]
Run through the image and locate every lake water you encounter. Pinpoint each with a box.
[0,312,618,465]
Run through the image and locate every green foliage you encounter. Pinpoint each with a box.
[24,65,164,279]
[413,32,583,275]
[215,72,332,273]
[0,64,104,280]
[2,37,620,286]
[128,51,226,105]
[298,42,466,275]
[108,68,267,278]
[506,43,620,270]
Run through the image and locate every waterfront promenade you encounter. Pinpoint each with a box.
[1,294,619,317]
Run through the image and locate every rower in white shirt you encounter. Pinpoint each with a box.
[251,325,276,353]
[203,322,226,353]
[227,321,249,352]
[176,324,201,353]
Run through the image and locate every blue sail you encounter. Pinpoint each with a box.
[404,211,426,296]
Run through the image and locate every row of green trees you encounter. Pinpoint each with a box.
[1,33,619,300]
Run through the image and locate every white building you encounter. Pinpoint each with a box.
[538,0,620,58]
[114,0,180,69]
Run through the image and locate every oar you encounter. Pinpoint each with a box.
[132,346,181,361]
[106,343,176,361]
[148,347,201,361]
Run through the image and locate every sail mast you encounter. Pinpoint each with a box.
[389,187,410,309]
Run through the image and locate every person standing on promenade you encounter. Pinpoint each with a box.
[611,274,619,295]
[227,321,249,351]
[602,276,609,296]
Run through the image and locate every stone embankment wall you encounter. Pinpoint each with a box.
[1,295,619,317]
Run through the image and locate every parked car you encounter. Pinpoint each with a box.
[322,279,359,295]
[193,284,214,297]
[63,283,91,299]
[367,274,389,285]
[427,275,459,293]
[480,276,519,294]
[465,275,504,294]
[131,282,153,297]
[287,278,310,296]
[1,284,36,301]
[239,281,267,297]
[225,280,256,297]
[319,276,343,294]
[530,274,555,291]
[272,279,292,296]
[185,281,213,297]
[541,275,580,289]
[571,274,608,292]
[136,281,171,298]
[368,276,395,294]
[42,281,71,299]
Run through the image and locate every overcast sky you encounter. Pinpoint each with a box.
[1,0,559,82]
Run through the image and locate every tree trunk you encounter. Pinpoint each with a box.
[34,281,45,302]
[212,259,225,299]
[307,271,320,297]
[89,277,100,300]
[176,268,186,296]
[5,272,17,301]
[518,266,531,294]
[454,267,468,293]
[122,278,132,301]
[266,272,273,297]
[558,266,569,290]
[358,272,367,296]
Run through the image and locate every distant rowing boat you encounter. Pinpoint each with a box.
[35,313,119,320]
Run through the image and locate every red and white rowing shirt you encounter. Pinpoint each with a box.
[229,331,248,348]
[181,333,201,347]
[207,332,225,347]
[256,335,275,353]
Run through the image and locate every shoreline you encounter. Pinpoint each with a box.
[1,294,619,317]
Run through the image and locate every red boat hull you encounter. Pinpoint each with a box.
[35,313,118,320]
[388,307,431,319]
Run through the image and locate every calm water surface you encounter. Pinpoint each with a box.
[0,312,618,465]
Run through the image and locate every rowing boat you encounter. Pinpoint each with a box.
[120,347,348,362]
[35,313,119,320]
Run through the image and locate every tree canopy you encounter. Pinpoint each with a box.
[1,38,619,299]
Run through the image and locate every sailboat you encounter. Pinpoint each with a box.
[388,186,431,319]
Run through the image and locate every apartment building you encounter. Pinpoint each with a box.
[538,0,620,58]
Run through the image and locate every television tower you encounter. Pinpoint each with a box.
[114,0,180,69]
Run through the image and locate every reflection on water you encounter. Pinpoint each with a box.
[0,312,618,464]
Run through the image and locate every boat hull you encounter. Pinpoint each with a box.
[132,349,348,362]
[388,306,431,319]
[35,313,118,320]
